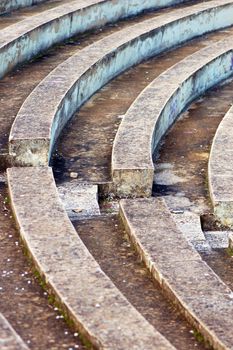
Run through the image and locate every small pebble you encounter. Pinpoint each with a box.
[70,172,78,179]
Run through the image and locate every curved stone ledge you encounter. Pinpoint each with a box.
[120,198,233,350]
[0,0,46,15]
[209,106,233,227]
[112,37,233,197]
[0,313,29,350]
[7,166,175,350]
[0,0,190,79]
[9,0,233,168]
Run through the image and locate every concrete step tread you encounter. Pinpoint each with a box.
[112,34,233,197]
[0,313,29,350]
[9,0,233,167]
[7,166,176,350]
[120,197,233,350]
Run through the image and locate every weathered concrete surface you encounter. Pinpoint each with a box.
[120,198,233,350]
[0,0,46,15]
[171,211,205,242]
[205,231,230,249]
[113,37,233,197]
[7,166,176,350]
[0,0,191,79]
[209,106,233,227]
[9,0,233,168]
[0,314,29,350]
[57,181,100,219]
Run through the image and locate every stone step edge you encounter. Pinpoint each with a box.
[9,0,233,171]
[7,166,176,350]
[119,198,233,350]
[0,0,47,15]
[0,313,29,350]
[208,105,233,227]
[112,33,233,197]
[0,0,188,79]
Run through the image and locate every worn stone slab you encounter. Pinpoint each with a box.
[7,166,175,350]
[112,35,233,196]
[57,181,100,219]
[0,0,190,79]
[209,106,233,227]
[9,0,233,169]
[0,313,29,350]
[120,198,233,350]
[0,0,46,14]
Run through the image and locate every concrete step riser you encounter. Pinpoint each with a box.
[0,0,190,79]
[112,37,233,197]
[9,0,233,169]
[0,0,46,15]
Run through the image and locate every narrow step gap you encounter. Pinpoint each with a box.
[0,1,193,169]
[0,174,87,350]
[54,26,233,185]
[73,215,210,350]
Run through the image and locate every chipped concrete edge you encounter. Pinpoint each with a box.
[119,198,230,350]
[0,313,29,350]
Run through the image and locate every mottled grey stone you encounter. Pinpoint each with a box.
[205,231,230,249]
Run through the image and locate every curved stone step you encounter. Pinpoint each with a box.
[0,0,190,79]
[0,0,46,15]
[7,166,176,350]
[120,197,233,350]
[9,0,233,168]
[112,36,233,197]
[209,105,233,227]
[0,313,29,350]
